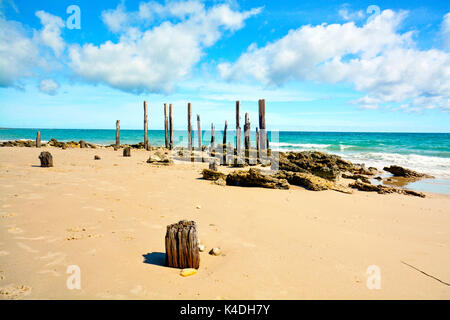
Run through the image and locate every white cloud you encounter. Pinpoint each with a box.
[0,15,39,87]
[442,12,450,49]
[101,3,129,33]
[35,10,65,57]
[69,0,261,94]
[338,7,365,21]
[219,10,450,111]
[39,78,59,95]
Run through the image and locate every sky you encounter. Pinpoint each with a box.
[0,0,449,132]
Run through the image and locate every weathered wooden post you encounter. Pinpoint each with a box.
[164,103,169,149]
[123,147,131,157]
[244,113,250,158]
[223,120,228,165]
[210,123,215,156]
[256,127,260,161]
[165,220,200,269]
[169,104,173,150]
[235,101,241,156]
[187,103,192,151]
[197,115,202,150]
[144,101,149,150]
[258,99,266,152]
[39,151,53,167]
[116,120,120,149]
[36,131,41,148]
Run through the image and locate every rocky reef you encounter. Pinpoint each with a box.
[383,165,434,178]
[275,170,352,193]
[200,150,430,197]
[272,151,377,181]
[0,138,98,149]
[146,149,173,165]
[349,179,425,197]
[226,168,289,190]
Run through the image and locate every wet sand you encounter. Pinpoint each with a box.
[0,146,449,299]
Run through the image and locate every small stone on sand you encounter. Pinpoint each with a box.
[209,247,221,256]
[180,268,197,277]
[198,244,205,252]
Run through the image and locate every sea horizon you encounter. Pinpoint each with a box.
[2,128,449,186]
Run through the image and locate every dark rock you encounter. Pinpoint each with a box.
[275,170,352,193]
[48,138,64,148]
[146,150,172,165]
[276,151,350,181]
[383,165,433,178]
[131,142,146,149]
[342,173,371,184]
[39,151,53,167]
[123,147,131,157]
[349,180,425,197]
[94,155,101,160]
[226,168,289,190]
[202,169,226,181]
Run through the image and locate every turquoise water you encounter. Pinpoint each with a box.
[1,128,449,181]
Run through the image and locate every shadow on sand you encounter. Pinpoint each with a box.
[142,252,166,267]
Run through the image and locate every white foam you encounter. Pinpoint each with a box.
[270,142,331,149]
[339,152,450,179]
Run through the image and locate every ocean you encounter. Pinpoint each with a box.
[1,128,449,193]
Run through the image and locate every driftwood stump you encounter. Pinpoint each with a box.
[79,140,87,148]
[123,147,131,157]
[39,151,53,167]
[165,220,200,269]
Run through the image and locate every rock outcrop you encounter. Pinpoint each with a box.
[342,173,371,184]
[275,170,352,194]
[349,180,425,197]
[383,165,433,178]
[202,169,226,181]
[274,151,355,181]
[226,168,289,190]
[146,150,173,165]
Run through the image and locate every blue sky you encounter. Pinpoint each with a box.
[0,0,449,132]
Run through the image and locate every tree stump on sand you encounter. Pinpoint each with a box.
[123,147,131,157]
[39,151,53,167]
[165,220,200,269]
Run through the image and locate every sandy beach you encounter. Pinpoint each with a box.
[0,146,449,299]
